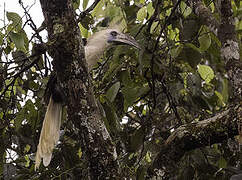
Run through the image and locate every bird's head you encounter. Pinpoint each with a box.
[85,28,140,69]
[87,28,140,50]
[105,29,140,49]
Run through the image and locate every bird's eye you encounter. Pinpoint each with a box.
[110,31,118,37]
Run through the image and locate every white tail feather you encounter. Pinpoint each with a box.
[35,96,62,170]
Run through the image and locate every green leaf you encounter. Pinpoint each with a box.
[83,0,89,10]
[129,127,145,152]
[9,32,25,50]
[79,24,89,38]
[170,45,183,58]
[122,86,138,110]
[168,27,177,40]
[137,6,147,22]
[185,43,201,53]
[6,12,22,31]
[0,31,4,45]
[24,155,30,167]
[92,0,105,18]
[145,151,152,163]
[218,157,227,168]
[150,21,159,34]
[209,2,215,12]
[20,30,29,51]
[106,5,123,24]
[120,70,133,87]
[136,166,146,180]
[215,91,226,107]
[198,29,211,51]
[180,1,192,18]
[24,144,31,153]
[77,147,82,158]
[73,0,80,9]
[197,64,214,84]
[147,2,155,18]
[15,108,26,130]
[236,20,242,31]
[106,82,120,102]
[103,102,121,134]
[139,0,145,4]
[122,85,149,111]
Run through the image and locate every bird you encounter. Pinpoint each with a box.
[35,28,140,170]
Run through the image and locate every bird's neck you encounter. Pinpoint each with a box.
[84,43,108,70]
[84,32,110,70]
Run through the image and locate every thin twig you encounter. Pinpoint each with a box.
[18,0,43,43]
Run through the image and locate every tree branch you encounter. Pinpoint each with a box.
[147,106,239,178]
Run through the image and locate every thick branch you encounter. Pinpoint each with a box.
[147,106,239,178]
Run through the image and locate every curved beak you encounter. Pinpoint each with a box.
[112,33,141,50]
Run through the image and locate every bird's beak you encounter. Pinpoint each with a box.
[112,33,141,50]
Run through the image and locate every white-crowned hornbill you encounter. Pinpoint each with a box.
[35,28,140,170]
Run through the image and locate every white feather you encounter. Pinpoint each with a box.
[35,96,62,170]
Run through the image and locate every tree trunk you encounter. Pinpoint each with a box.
[39,0,120,178]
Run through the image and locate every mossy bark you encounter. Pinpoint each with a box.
[39,0,120,178]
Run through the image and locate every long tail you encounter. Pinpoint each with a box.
[35,96,62,170]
